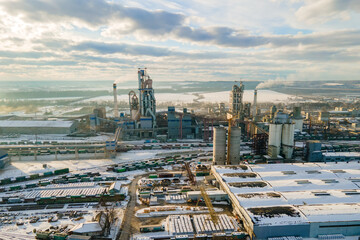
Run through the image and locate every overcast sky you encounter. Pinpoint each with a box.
[0,0,359,83]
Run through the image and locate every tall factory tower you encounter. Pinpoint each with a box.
[230,81,244,119]
[138,68,156,128]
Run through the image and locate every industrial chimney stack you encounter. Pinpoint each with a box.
[253,89,258,117]
[113,83,119,119]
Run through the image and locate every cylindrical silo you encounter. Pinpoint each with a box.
[268,123,282,157]
[294,119,303,131]
[213,127,226,165]
[282,123,295,159]
[229,127,241,165]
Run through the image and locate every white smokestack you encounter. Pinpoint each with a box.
[113,83,119,118]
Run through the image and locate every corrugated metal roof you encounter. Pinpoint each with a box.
[0,120,74,128]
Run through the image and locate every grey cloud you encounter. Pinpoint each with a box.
[0,59,76,66]
[2,0,360,50]
[0,50,57,58]
[70,41,175,57]
[174,26,269,47]
[68,41,235,59]
[1,0,184,33]
[296,0,360,23]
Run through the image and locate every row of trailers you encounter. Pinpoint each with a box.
[0,170,124,193]
[0,168,69,187]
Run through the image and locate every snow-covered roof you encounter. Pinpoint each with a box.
[298,203,360,222]
[187,190,227,196]
[70,222,102,233]
[212,162,360,226]
[0,120,74,128]
[323,152,360,157]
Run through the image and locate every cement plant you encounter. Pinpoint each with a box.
[1,69,360,240]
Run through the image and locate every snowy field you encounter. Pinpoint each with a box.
[77,90,294,104]
[0,147,208,179]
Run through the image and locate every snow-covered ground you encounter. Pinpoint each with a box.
[0,134,109,143]
[76,90,294,104]
[0,147,208,179]
[200,90,294,103]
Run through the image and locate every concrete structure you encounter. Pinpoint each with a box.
[128,90,140,121]
[230,82,244,118]
[113,83,119,119]
[229,127,241,165]
[138,68,156,128]
[268,111,295,159]
[306,141,323,162]
[213,127,226,165]
[167,107,193,139]
[281,123,295,159]
[268,124,282,157]
[293,106,303,131]
[318,111,330,122]
[212,162,360,239]
[252,90,257,117]
[0,120,77,135]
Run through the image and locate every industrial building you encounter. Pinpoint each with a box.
[0,149,9,169]
[187,190,228,202]
[230,82,244,119]
[306,140,360,162]
[212,162,360,239]
[167,107,193,139]
[0,120,78,135]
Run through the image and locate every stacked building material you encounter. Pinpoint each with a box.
[193,214,237,234]
[168,215,194,235]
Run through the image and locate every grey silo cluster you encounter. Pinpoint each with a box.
[213,127,227,165]
[213,126,241,165]
[268,111,295,159]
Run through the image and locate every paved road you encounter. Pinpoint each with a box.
[118,175,143,240]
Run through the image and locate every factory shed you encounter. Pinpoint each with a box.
[69,222,102,236]
[322,152,360,162]
[212,163,360,239]
[187,190,228,202]
[0,149,10,169]
[0,120,78,135]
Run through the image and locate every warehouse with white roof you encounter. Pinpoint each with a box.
[211,162,360,239]
[0,120,78,135]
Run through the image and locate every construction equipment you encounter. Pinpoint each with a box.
[185,162,196,186]
[200,186,219,225]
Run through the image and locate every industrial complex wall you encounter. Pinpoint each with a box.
[253,224,311,239]
[0,126,73,135]
[309,221,360,237]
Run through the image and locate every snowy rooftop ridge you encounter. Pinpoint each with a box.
[0,120,75,128]
[212,162,360,226]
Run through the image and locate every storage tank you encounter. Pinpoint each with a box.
[282,123,295,159]
[294,119,303,131]
[213,127,226,165]
[293,106,303,131]
[229,127,241,165]
[293,106,302,119]
[268,123,282,156]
